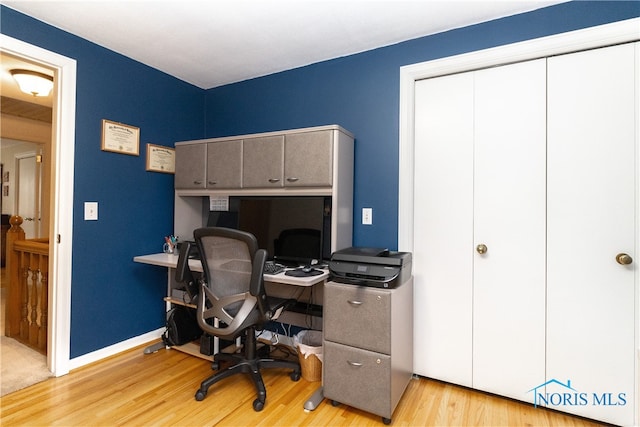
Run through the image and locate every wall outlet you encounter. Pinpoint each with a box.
[362,207,373,225]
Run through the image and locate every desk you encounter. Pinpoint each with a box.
[133,253,327,410]
[133,253,328,286]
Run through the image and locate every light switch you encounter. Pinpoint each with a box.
[84,202,98,220]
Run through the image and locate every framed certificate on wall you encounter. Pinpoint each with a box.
[146,143,175,173]
[101,119,140,155]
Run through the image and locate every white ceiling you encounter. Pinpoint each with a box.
[3,0,567,89]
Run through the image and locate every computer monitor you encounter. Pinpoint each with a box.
[207,196,331,265]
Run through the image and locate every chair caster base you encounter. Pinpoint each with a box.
[195,390,207,401]
[253,398,265,411]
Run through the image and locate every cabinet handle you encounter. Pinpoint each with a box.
[286,177,299,182]
[193,180,202,185]
[347,300,363,306]
[347,361,363,367]
[208,181,217,185]
[616,253,633,265]
[476,244,488,255]
[268,178,280,183]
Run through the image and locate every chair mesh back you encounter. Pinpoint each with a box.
[200,234,253,300]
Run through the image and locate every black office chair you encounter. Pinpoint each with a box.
[177,227,301,411]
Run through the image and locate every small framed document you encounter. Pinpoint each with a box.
[146,143,175,173]
[101,119,140,155]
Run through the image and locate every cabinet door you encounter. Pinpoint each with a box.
[242,135,284,188]
[413,72,474,386]
[284,130,333,187]
[206,140,241,189]
[174,144,206,189]
[472,59,546,402]
[547,43,636,426]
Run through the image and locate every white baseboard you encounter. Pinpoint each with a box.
[68,328,164,371]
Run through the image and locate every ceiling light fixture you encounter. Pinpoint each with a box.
[10,69,54,97]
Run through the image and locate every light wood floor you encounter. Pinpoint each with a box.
[0,341,604,426]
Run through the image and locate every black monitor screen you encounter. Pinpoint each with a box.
[207,196,331,265]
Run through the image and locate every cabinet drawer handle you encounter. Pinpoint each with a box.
[287,177,299,182]
[268,178,280,183]
[208,181,217,185]
[347,361,363,367]
[193,180,202,185]
[347,300,363,306]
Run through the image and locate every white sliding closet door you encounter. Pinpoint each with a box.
[472,59,546,401]
[413,59,546,397]
[413,72,474,386]
[546,43,636,426]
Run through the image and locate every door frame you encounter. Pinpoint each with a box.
[398,17,639,425]
[1,34,77,376]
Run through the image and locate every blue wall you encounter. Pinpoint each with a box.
[204,1,640,250]
[1,7,205,357]
[2,1,639,358]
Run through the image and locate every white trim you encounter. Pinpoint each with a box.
[634,40,640,427]
[398,17,640,252]
[1,34,76,377]
[14,151,37,159]
[68,329,164,371]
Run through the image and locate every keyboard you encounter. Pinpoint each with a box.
[264,261,286,275]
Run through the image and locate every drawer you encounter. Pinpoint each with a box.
[323,282,390,353]
[323,340,392,419]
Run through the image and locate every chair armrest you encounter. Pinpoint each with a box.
[250,249,269,316]
[175,241,195,284]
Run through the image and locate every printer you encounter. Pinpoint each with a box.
[329,247,412,289]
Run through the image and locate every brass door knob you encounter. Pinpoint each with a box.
[616,253,633,265]
[476,244,488,255]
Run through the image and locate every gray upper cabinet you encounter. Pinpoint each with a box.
[285,130,333,187]
[174,125,352,193]
[173,125,354,251]
[242,135,285,188]
[174,143,206,189]
[206,140,242,189]
[242,130,334,188]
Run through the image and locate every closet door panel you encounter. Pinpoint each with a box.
[547,43,636,426]
[413,73,474,385]
[472,59,546,401]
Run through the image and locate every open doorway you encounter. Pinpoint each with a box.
[1,54,53,384]
[1,34,76,376]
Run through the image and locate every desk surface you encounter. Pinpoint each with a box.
[133,253,328,287]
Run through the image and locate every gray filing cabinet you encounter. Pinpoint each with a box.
[323,278,413,424]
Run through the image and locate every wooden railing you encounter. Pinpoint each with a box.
[5,215,49,354]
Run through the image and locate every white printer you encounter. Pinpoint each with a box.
[328,247,412,289]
